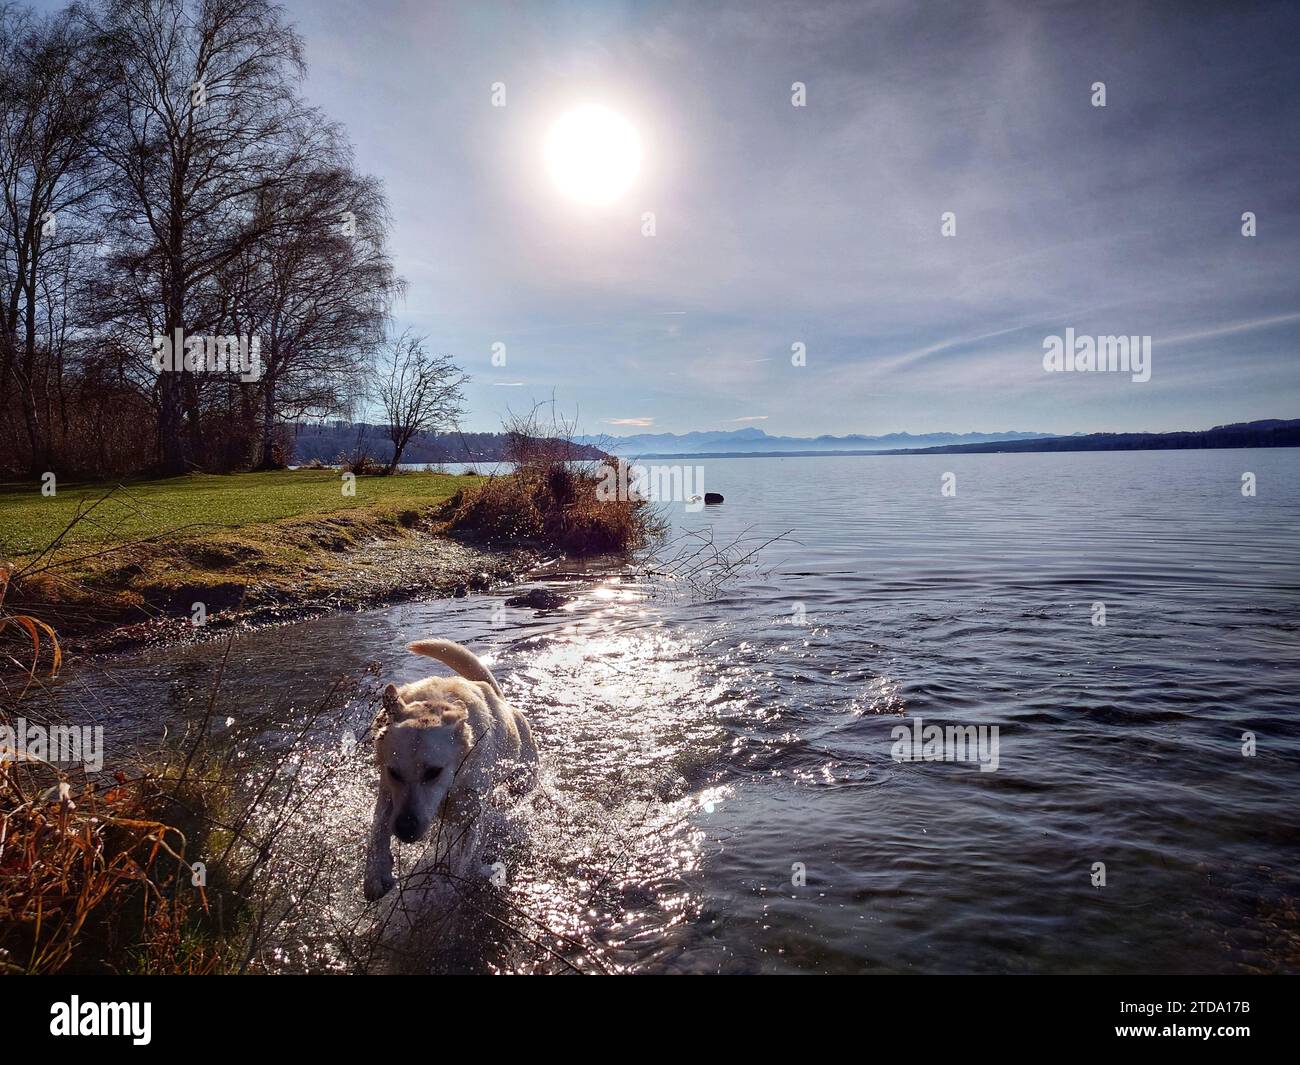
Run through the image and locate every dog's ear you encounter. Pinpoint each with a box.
[373,683,403,750]
[382,683,403,715]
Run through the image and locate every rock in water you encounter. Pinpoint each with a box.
[505,587,572,610]
[704,492,725,505]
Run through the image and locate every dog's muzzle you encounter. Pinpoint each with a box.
[393,811,420,843]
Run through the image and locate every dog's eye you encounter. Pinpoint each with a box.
[388,767,405,783]
[422,766,442,783]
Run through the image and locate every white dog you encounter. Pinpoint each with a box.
[363,639,537,902]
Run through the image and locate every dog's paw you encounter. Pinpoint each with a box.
[363,870,396,901]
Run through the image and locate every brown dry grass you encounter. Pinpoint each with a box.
[442,462,661,555]
[442,405,665,555]
[0,571,230,973]
[0,763,228,974]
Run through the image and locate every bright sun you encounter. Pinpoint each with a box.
[544,105,641,205]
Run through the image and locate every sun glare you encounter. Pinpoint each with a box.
[544,105,642,205]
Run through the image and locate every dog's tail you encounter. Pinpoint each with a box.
[407,639,503,697]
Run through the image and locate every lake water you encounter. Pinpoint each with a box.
[36,449,1300,972]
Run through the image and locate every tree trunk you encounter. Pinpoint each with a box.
[258,370,282,468]
[21,251,46,475]
[386,429,411,475]
[158,232,187,474]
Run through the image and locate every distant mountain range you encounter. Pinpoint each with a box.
[576,427,1061,457]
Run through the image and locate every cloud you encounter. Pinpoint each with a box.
[1161,312,1300,348]
[606,417,655,427]
[728,415,768,422]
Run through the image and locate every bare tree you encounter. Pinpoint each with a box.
[78,0,328,473]
[0,0,402,479]
[374,332,467,475]
[216,164,399,468]
[0,5,102,474]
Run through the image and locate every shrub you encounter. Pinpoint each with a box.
[440,404,662,554]
[338,452,386,476]
[443,459,663,556]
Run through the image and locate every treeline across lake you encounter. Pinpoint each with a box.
[1,0,403,480]
[292,422,610,467]
[894,419,1300,456]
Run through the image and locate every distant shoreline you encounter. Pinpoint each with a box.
[615,419,1300,460]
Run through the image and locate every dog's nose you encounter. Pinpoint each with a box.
[394,812,419,842]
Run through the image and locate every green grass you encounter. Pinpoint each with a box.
[0,470,472,559]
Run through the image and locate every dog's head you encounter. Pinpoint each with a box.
[374,681,473,843]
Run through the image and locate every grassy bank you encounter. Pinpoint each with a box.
[0,469,472,557]
[0,457,661,653]
[0,469,512,648]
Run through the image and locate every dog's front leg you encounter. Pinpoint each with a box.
[363,790,396,901]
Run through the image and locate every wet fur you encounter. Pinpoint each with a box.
[364,640,537,901]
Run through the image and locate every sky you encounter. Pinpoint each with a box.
[52,0,1300,436]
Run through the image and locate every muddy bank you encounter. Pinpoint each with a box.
[7,504,540,656]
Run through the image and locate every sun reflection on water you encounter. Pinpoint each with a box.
[242,578,747,973]
[483,585,730,972]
